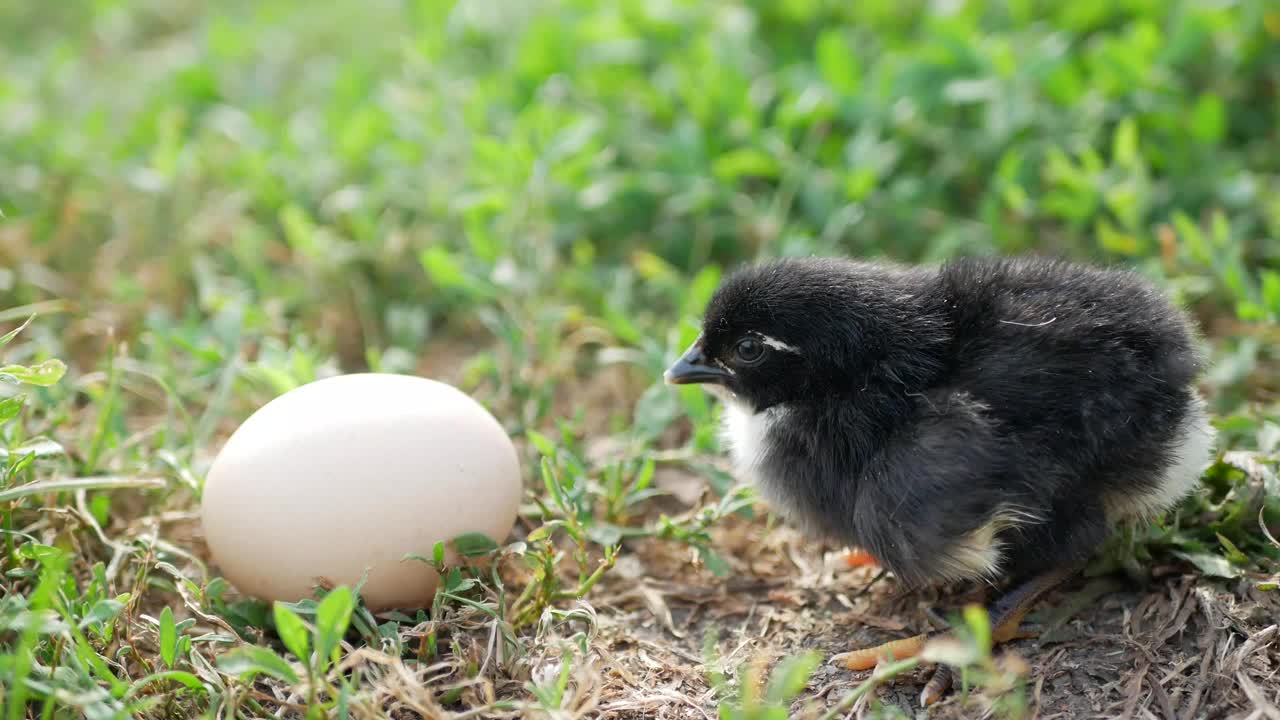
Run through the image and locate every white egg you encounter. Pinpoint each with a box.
[200,373,521,611]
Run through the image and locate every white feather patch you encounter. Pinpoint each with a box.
[721,399,777,484]
[937,504,1043,583]
[719,399,818,536]
[758,334,800,354]
[1105,392,1217,522]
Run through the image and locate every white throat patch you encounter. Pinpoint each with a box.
[720,398,785,484]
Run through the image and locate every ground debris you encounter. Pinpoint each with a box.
[574,511,1280,720]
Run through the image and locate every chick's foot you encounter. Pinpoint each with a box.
[833,565,1078,706]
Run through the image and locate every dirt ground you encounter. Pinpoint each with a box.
[574,510,1280,720]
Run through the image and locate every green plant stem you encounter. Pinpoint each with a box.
[818,658,920,720]
[552,553,616,602]
[84,344,121,474]
[0,476,166,503]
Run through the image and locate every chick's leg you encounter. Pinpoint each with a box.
[834,565,1077,687]
[993,564,1078,640]
[917,564,1079,705]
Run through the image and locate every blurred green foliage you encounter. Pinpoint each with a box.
[3,1,1278,350]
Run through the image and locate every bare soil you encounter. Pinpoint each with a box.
[577,510,1280,720]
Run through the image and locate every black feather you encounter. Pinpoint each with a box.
[684,255,1213,589]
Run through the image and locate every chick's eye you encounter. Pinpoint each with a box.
[734,338,765,364]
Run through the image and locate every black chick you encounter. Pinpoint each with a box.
[664,255,1216,704]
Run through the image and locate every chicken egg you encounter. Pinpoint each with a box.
[200,373,521,611]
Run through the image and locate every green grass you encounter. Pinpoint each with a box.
[2,0,1279,718]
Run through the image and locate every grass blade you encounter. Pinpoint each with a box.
[0,477,166,503]
[124,670,208,699]
[273,602,311,662]
[217,646,300,685]
[314,587,355,669]
[159,606,177,667]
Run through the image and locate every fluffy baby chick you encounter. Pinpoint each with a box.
[665,255,1216,704]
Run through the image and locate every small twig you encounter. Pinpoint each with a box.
[1149,670,1177,720]
[1237,671,1280,720]
[1232,625,1279,678]
[849,568,887,603]
[1260,507,1280,550]
[600,691,714,720]
[1177,640,1208,720]
[73,490,119,548]
[450,703,520,720]
[73,489,134,585]
[245,689,309,712]
[167,567,249,644]
[1117,661,1149,720]
[476,613,500,679]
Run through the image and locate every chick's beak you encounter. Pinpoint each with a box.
[664,338,732,386]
